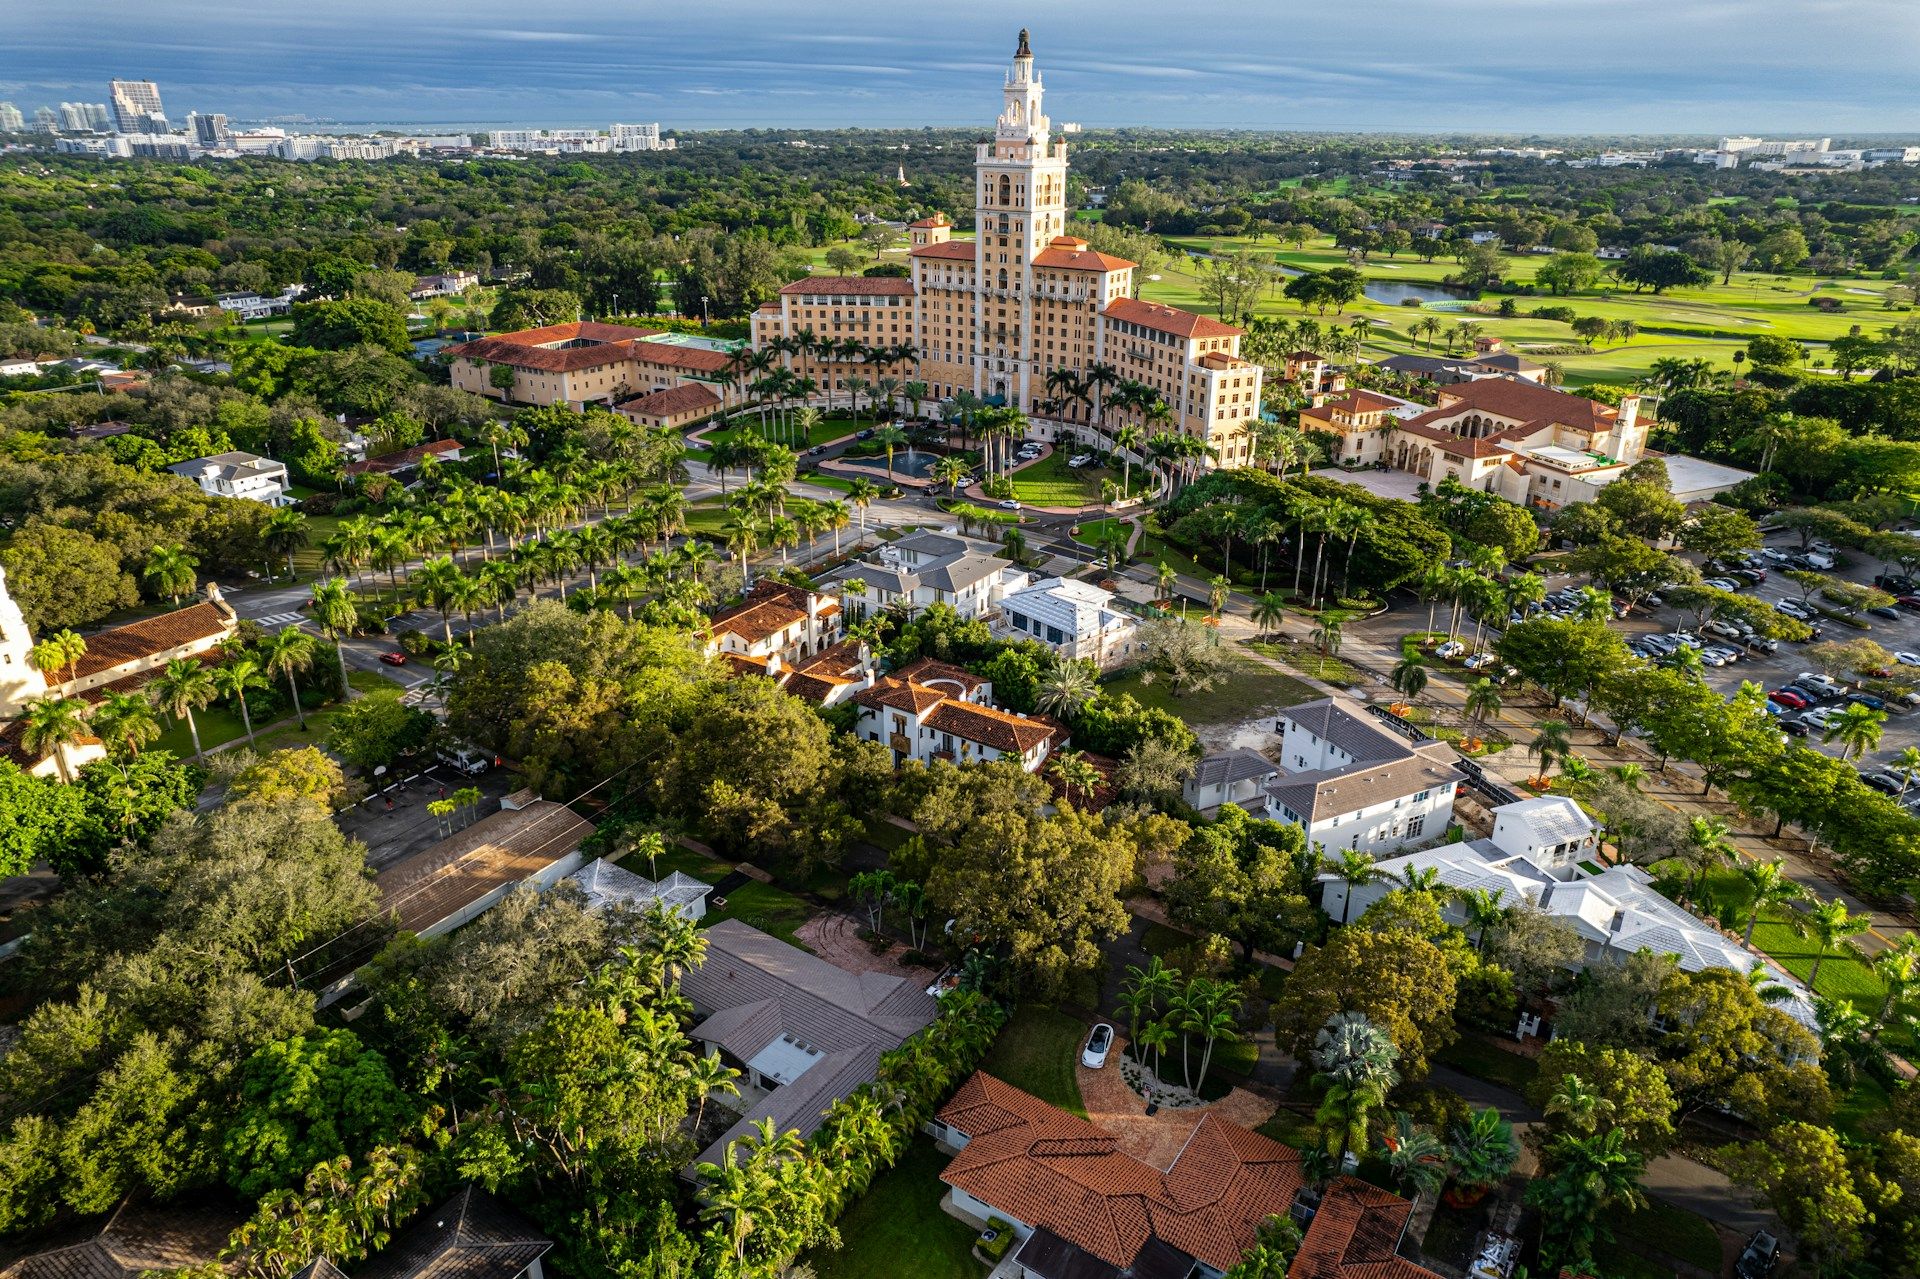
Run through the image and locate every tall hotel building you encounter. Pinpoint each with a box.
[751,31,1262,468]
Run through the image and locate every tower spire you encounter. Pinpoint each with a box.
[1016,27,1031,58]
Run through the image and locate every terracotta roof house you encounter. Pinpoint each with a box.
[352,1186,550,1279]
[680,919,938,1169]
[445,322,743,412]
[1102,296,1243,340]
[345,438,464,478]
[1266,697,1461,856]
[1298,389,1428,467]
[852,657,1065,772]
[0,1200,244,1279]
[613,382,720,429]
[934,1073,1439,1279]
[722,638,870,707]
[705,579,843,664]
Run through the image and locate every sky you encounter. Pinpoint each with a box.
[2,0,1918,135]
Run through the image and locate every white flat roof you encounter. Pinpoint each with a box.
[1660,453,1759,499]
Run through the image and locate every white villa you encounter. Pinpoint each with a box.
[1320,794,1815,1027]
[853,656,1065,772]
[166,450,292,506]
[1267,697,1462,855]
[994,576,1138,667]
[836,531,1027,621]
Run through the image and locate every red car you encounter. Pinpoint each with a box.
[1898,595,1920,611]
[378,651,408,667]
[1767,688,1809,710]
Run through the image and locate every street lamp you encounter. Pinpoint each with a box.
[701,295,710,329]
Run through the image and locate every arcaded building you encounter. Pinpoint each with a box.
[751,31,1263,470]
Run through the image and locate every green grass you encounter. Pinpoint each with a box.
[289,512,343,579]
[1257,1108,1320,1150]
[681,501,735,537]
[805,1136,981,1279]
[1105,654,1319,728]
[979,1005,1088,1117]
[168,669,400,759]
[1006,450,1112,507]
[1070,517,1128,546]
[1243,639,1361,687]
[1692,867,1888,1008]
[1134,532,1213,585]
[1145,231,1908,388]
[706,417,863,451]
[1435,1036,1539,1094]
[650,843,815,948]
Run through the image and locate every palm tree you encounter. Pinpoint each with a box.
[1049,749,1103,806]
[149,658,217,759]
[262,507,310,580]
[1112,424,1145,498]
[1251,592,1286,639]
[261,626,318,731]
[1527,1129,1646,1273]
[1381,1113,1447,1200]
[1530,719,1573,779]
[28,628,88,689]
[1035,659,1098,720]
[1309,610,1349,658]
[1390,652,1428,702]
[212,658,268,744]
[20,695,92,782]
[1447,1107,1520,1197]
[1804,897,1869,989]
[1457,887,1507,952]
[309,577,359,690]
[1464,678,1503,733]
[1327,848,1380,924]
[687,1052,741,1134]
[872,425,909,483]
[1873,937,1920,1031]
[929,454,971,494]
[1206,574,1230,621]
[1544,1074,1615,1135]
[1823,702,1885,760]
[143,542,199,605]
[93,690,160,758]
[1682,815,1738,899]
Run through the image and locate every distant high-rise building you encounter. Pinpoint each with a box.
[57,103,97,133]
[610,122,673,151]
[189,112,232,147]
[80,102,112,131]
[0,103,24,132]
[109,79,167,134]
[32,108,58,134]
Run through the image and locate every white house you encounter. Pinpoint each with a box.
[837,531,1023,621]
[704,578,842,666]
[1319,796,1816,1027]
[994,576,1139,667]
[1183,748,1279,814]
[853,657,1064,771]
[167,450,292,506]
[1266,697,1461,855]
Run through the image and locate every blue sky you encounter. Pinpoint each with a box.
[2,0,1917,134]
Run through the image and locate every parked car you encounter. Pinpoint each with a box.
[1066,453,1094,468]
[1849,692,1888,711]
[1775,599,1815,620]
[1081,1023,1114,1069]
[1768,688,1810,709]
[1803,706,1839,731]
[1434,640,1467,659]
[1703,576,1743,591]
[1797,672,1845,695]
[1641,635,1679,655]
[1898,594,1920,611]
[1735,1230,1779,1279]
[857,428,876,440]
[1733,567,1768,583]
[378,651,408,666]
[1703,645,1741,665]
[1877,573,1917,592]
[1746,636,1780,654]
[1695,648,1729,667]
[1870,605,1903,620]
[1703,620,1747,641]
[1762,548,1795,564]
[1862,771,1905,796]
[1781,718,1812,737]
[1668,632,1702,649]
[1463,652,1498,670]
[437,744,490,776]
[1805,551,1837,570]
[998,499,1021,511]
[1898,651,1920,666]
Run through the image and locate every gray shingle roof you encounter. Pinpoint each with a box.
[1189,749,1277,791]
[1281,697,1417,767]
[0,1203,242,1279]
[353,1187,549,1279]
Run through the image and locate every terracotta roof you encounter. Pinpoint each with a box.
[448,327,659,373]
[937,1074,1300,1272]
[923,699,1060,754]
[707,580,826,645]
[1033,237,1135,272]
[628,341,736,373]
[615,382,720,418]
[1389,420,1518,460]
[1308,389,1409,417]
[777,276,916,297]
[346,438,462,476]
[911,240,980,262]
[893,656,986,695]
[1103,297,1242,340]
[492,321,659,345]
[909,214,951,228]
[1415,377,1614,432]
[1196,351,1254,371]
[1289,1181,1434,1279]
[853,676,949,714]
[73,600,234,680]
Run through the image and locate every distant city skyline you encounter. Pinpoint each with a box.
[3,0,1919,135]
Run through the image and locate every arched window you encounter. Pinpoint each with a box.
[998,174,1012,206]
[998,268,1009,290]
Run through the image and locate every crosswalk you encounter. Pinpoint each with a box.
[253,611,306,629]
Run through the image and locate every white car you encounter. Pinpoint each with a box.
[1463,653,1498,670]
[1775,600,1814,619]
[1803,706,1838,731]
[1067,453,1095,468]
[1704,577,1743,591]
[1434,640,1466,659]
[1762,548,1795,564]
[1669,632,1702,649]
[998,499,1022,511]
[1896,651,1920,667]
[1081,1023,1114,1069]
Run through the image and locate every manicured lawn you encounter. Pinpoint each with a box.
[1134,532,1214,587]
[289,512,343,579]
[170,669,400,760]
[1006,450,1112,507]
[1435,1035,1539,1094]
[706,416,863,451]
[681,501,735,537]
[651,843,815,949]
[1257,1107,1320,1151]
[979,1006,1088,1117]
[1243,639,1362,687]
[1104,654,1319,728]
[1070,517,1128,546]
[806,1137,981,1279]
[1691,867,1888,1009]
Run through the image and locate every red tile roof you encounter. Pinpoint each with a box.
[447,322,666,373]
[1033,237,1135,272]
[1417,377,1615,431]
[911,241,980,262]
[73,601,234,681]
[628,342,736,374]
[345,438,462,476]
[777,276,916,297]
[853,676,949,715]
[922,699,1060,754]
[707,580,824,646]
[1103,297,1243,340]
[909,215,951,229]
[939,1074,1437,1278]
[615,382,721,419]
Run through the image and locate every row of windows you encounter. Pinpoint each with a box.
[1007,612,1068,645]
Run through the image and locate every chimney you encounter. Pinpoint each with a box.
[766,652,782,677]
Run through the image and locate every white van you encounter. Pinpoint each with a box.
[437,743,489,776]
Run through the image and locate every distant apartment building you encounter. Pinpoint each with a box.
[55,136,133,158]
[58,102,111,133]
[0,103,23,132]
[189,112,232,147]
[32,108,57,134]
[109,79,168,133]
[610,122,676,151]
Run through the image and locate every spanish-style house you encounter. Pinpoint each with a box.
[1297,390,1427,467]
[995,576,1140,667]
[933,1071,1441,1279]
[1266,697,1461,855]
[679,918,938,1169]
[853,657,1066,771]
[703,579,842,666]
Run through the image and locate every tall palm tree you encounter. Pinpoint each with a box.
[28,628,88,689]
[1464,678,1503,732]
[93,689,160,758]
[872,425,909,483]
[1327,848,1380,924]
[309,577,359,691]
[1682,815,1738,899]
[1824,702,1886,761]
[1390,652,1428,702]
[212,658,269,744]
[20,695,92,782]
[262,506,310,581]
[261,626,319,731]
[149,658,217,759]
[1035,659,1098,720]
[1530,719,1573,779]
[1804,897,1869,989]
[1457,887,1507,951]
[1251,592,1286,639]
[143,542,199,605]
